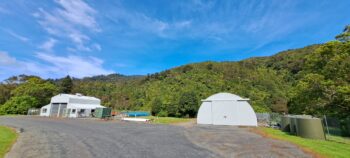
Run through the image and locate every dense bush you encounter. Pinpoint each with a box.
[0,96,39,115]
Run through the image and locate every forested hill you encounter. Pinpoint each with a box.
[79,74,144,82]
[1,32,349,119]
[69,41,348,119]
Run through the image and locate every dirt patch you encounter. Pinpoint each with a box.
[170,119,196,128]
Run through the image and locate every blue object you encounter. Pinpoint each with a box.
[122,111,150,117]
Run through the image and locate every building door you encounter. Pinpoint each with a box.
[58,103,67,117]
[212,101,238,125]
[50,103,60,117]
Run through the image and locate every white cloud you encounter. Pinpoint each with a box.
[105,3,196,38]
[36,53,113,78]
[39,38,57,52]
[0,51,18,66]
[0,51,113,80]
[33,0,100,52]
[6,30,29,42]
[174,20,192,28]
[56,0,99,31]
[92,43,101,51]
[109,10,169,36]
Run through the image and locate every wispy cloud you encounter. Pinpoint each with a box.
[36,53,113,78]
[0,51,18,66]
[33,0,100,52]
[106,8,168,37]
[6,30,29,42]
[0,51,113,80]
[56,0,99,31]
[104,2,194,38]
[39,38,57,52]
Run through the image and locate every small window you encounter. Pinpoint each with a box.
[80,109,85,113]
[43,108,47,113]
[72,109,76,114]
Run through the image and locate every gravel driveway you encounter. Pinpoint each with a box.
[185,126,312,158]
[0,116,216,158]
[0,116,311,158]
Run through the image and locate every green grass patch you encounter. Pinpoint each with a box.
[143,116,193,124]
[259,127,350,158]
[0,126,18,158]
[0,114,19,116]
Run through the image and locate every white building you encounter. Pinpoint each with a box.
[40,93,105,118]
[197,93,257,126]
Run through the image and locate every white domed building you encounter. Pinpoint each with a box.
[197,93,257,126]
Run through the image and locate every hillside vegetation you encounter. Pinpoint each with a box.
[0,27,349,121]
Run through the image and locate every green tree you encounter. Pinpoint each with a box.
[178,92,198,117]
[0,96,39,115]
[11,77,58,106]
[288,74,329,116]
[167,103,180,117]
[60,75,73,93]
[336,25,350,42]
[151,98,162,115]
[0,84,16,105]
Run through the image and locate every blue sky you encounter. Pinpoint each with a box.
[0,0,349,80]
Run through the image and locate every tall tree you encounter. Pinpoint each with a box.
[60,75,73,93]
[336,25,350,42]
[11,77,58,106]
[151,98,163,116]
[178,92,198,117]
[0,84,17,105]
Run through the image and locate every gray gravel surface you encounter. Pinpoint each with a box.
[185,125,312,158]
[0,116,217,158]
[1,116,312,158]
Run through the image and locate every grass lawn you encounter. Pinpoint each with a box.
[144,116,193,124]
[0,126,18,158]
[258,127,350,158]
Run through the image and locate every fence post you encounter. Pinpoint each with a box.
[324,115,330,135]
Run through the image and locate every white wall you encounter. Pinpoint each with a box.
[197,100,257,126]
[235,101,257,126]
[67,108,77,118]
[40,104,51,117]
[197,102,212,124]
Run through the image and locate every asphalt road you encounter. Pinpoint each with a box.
[0,116,311,158]
[0,116,217,158]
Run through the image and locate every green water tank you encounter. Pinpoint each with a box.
[95,108,112,118]
[290,117,297,135]
[281,116,291,132]
[295,118,325,140]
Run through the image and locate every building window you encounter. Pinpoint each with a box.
[72,109,76,114]
[43,108,47,113]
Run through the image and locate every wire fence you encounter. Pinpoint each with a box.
[256,113,350,137]
[27,108,40,115]
[256,113,282,127]
[323,116,350,137]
